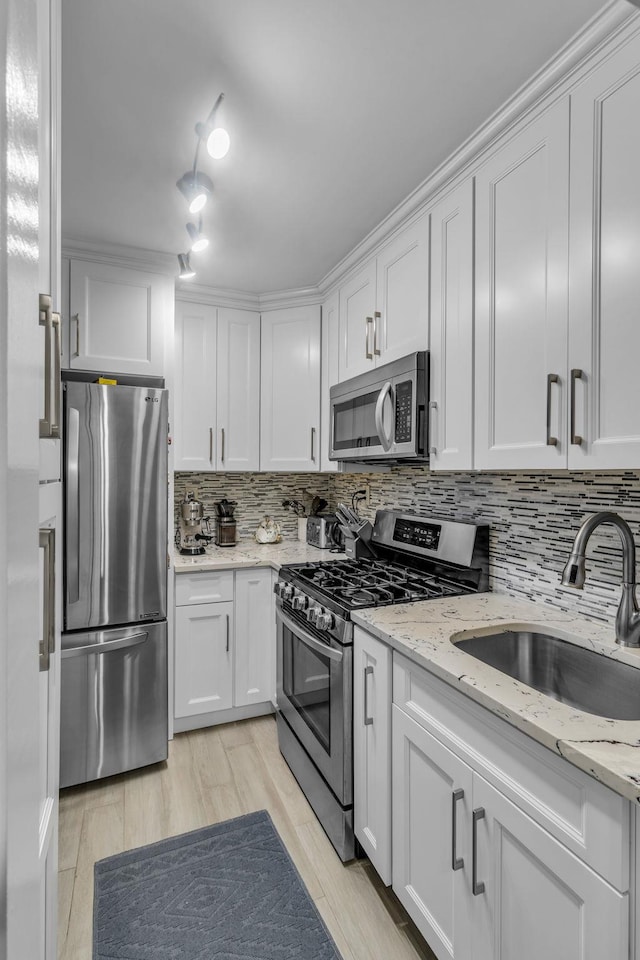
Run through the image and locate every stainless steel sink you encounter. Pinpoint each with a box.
[455,630,640,720]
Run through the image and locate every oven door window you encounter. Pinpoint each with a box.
[332,390,381,451]
[282,624,331,753]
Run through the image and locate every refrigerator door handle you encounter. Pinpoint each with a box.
[62,630,148,659]
[66,405,81,604]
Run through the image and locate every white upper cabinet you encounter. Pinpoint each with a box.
[174,300,217,471]
[429,180,474,471]
[68,260,171,376]
[568,33,640,470]
[337,217,429,382]
[374,215,429,366]
[174,302,260,472]
[320,292,339,472]
[216,308,261,471]
[260,305,321,472]
[338,259,377,380]
[474,101,569,470]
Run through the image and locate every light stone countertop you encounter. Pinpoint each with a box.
[352,593,640,804]
[173,539,346,573]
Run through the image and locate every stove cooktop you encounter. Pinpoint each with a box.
[282,558,465,612]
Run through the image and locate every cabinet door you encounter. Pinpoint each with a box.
[174,602,234,718]
[429,181,474,471]
[174,300,217,471]
[216,307,260,471]
[68,260,169,375]
[320,292,339,472]
[392,706,473,960]
[260,305,321,471]
[375,216,429,366]
[353,628,392,885]
[568,35,640,469]
[475,101,569,469]
[234,568,275,707]
[473,774,628,960]
[338,259,377,380]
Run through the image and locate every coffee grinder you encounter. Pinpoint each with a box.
[214,499,237,547]
[177,491,214,555]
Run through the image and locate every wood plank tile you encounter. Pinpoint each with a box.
[57,797,84,872]
[217,719,255,749]
[249,715,317,826]
[123,762,170,849]
[313,896,357,960]
[56,868,75,958]
[187,726,233,788]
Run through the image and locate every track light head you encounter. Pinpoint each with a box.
[186,221,209,254]
[195,92,231,160]
[177,253,196,280]
[176,171,214,214]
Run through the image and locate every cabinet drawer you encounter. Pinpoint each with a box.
[175,570,234,605]
[393,652,629,891]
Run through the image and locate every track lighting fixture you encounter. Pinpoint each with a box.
[186,219,209,253]
[195,93,231,160]
[176,171,214,214]
[177,253,196,280]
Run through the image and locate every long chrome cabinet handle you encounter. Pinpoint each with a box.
[66,406,80,604]
[73,313,80,358]
[310,427,316,463]
[363,665,374,725]
[209,427,214,463]
[365,317,374,360]
[51,312,61,438]
[451,788,464,871]
[39,294,53,438]
[429,400,438,456]
[546,373,559,447]
[373,311,382,356]
[221,427,225,462]
[472,807,486,895]
[226,613,230,653]
[570,369,584,446]
[39,528,55,672]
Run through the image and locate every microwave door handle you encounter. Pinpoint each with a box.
[374,381,394,452]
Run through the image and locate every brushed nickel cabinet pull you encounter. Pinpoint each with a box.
[452,788,464,871]
[221,427,225,462]
[363,665,374,726]
[39,294,53,438]
[310,426,316,462]
[74,313,80,358]
[226,614,230,653]
[472,807,486,895]
[209,427,214,463]
[39,528,55,672]
[373,311,382,356]
[570,369,584,446]
[546,373,559,446]
[429,400,438,456]
[365,317,374,360]
[51,312,61,439]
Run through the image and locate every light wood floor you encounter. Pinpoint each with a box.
[58,715,436,960]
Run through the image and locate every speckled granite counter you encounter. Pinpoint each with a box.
[173,540,345,573]
[352,593,640,803]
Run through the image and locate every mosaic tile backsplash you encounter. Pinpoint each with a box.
[176,468,640,628]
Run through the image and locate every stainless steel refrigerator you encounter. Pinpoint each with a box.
[60,379,169,788]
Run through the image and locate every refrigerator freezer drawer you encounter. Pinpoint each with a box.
[60,621,168,788]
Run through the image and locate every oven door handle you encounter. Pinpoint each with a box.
[278,609,344,663]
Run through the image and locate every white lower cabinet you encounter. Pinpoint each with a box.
[174,567,276,730]
[353,627,392,885]
[351,630,631,960]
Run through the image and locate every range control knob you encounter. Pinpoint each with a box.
[282,584,294,601]
[273,580,285,597]
[315,611,335,631]
[306,604,321,624]
[292,593,308,611]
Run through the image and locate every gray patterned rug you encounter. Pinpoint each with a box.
[93,809,342,959]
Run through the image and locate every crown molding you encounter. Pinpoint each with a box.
[317,0,638,294]
[258,286,322,311]
[175,281,260,311]
[62,237,176,276]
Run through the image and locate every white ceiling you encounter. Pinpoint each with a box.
[61,0,609,294]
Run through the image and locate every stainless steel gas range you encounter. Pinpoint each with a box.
[275,509,489,861]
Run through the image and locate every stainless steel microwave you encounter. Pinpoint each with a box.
[329,351,429,462]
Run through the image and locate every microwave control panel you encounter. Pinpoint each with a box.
[394,380,413,443]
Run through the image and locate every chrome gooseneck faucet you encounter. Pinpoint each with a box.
[561,511,640,647]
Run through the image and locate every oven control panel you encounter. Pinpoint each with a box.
[393,517,441,551]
